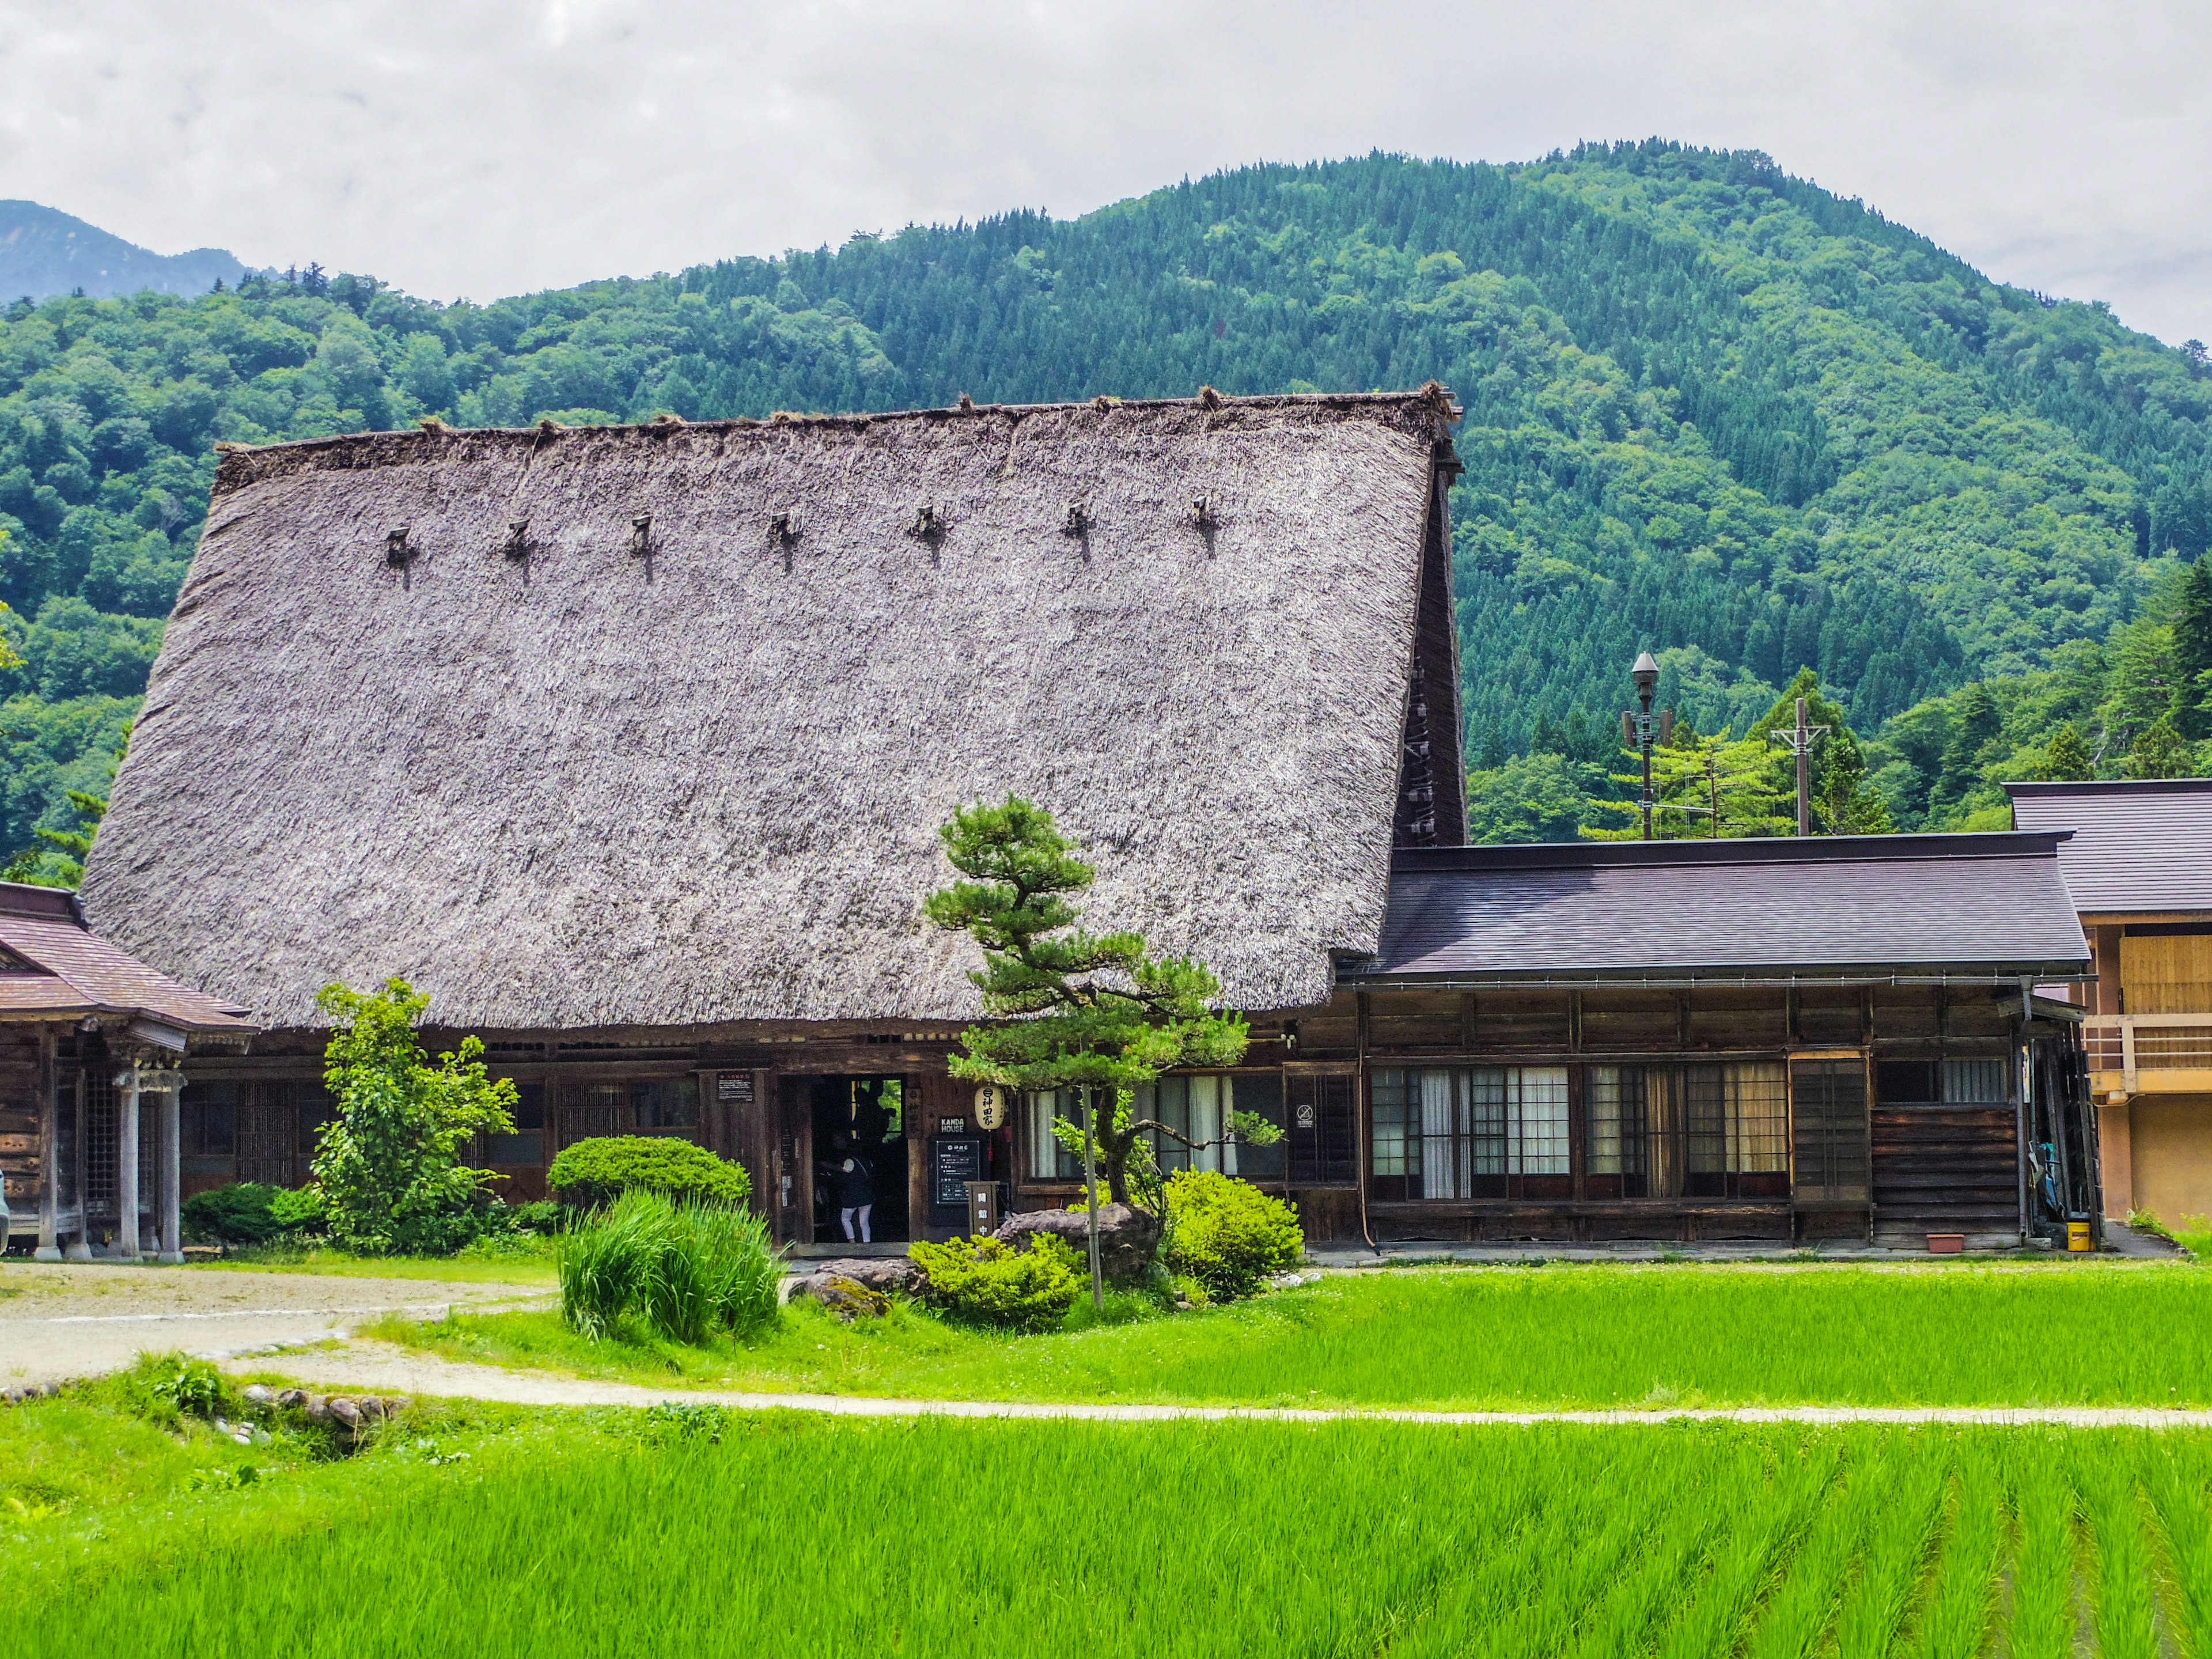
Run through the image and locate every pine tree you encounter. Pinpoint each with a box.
[2173,555,2212,741]
[2043,722,2094,781]
[2124,716,2195,781]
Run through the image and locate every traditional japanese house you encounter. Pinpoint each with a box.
[2008,779,2212,1226]
[0,881,252,1259]
[78,391,2098,1250]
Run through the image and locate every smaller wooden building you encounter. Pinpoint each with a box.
[0,881,253,1259]
[2010,779,2212,1225]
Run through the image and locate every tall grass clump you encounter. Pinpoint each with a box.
[558,1190,781,1343]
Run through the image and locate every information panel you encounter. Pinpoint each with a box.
[929,1136,986,1209]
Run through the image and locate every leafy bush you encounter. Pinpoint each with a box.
[180,1182,326,1245]
[548,1137,751,1213]
[126,1351,228,1422]
[311,978,518,1256]
[1161,1171,1304,1302]
[909,1233,1084,1334]
[558,1190,781,1343]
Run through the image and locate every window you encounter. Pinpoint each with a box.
[1791,1059,1869,1205]
[1584,1062,1787,1200]
[297,1084,336,1156]
[180,1080,238,1158]
[1286,1073,1358,1184]
[489,1082,545,1166]
[1024,1090,1085,1182]
[631,1077,698,1131]
[1942,1059,2008,1105]
[1370,1067,1569,1200]
[1131,1075,1289,1181]
[1877,1058,2011,1107]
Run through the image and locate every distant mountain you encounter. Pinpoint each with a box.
[0,201,249,302]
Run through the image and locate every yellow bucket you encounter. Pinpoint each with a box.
[2067,1221,2093,1253]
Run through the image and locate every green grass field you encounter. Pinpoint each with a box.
[8,1399,2212,1657]
[374,1259,2212,1410]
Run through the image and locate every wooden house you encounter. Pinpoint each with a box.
[0,881,252,1259]
[77,391,2099,1250]
[2009,779,2212,1226]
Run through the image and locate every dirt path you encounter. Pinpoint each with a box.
[0,1263,553,1386]
[226,1342,2212,1430]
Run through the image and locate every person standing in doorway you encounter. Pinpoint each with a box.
[831,1132,874,1243]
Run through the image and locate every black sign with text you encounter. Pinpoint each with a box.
[929,1136,986,1209]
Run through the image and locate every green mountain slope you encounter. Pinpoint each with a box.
[1,144,2207,866]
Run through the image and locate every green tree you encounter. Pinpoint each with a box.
[1932,680,2002,807]
[2042,722,2095,781]
[2174,555,2212,741]
[1584,729,1786,839]
[2124,716,2196,781]
[1813,730,1894,835]
[1464,751,1594,842]
[309,977,518,1255]
[923,797,1262,1212]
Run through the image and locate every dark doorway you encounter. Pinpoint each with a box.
[808,1076,908,1244]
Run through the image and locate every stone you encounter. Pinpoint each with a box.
[241,1384,273,1406]
[796,1275,891,1321]
[329,1397,363,1429]
[994,1203,1161,1284]
[274,1388,308,1410]
[796,1257,921,1296]
[304,1394,330,1422]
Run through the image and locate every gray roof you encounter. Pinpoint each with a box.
[82,392,1462,1030]
[1357,834,2090,983]
[2006,779,2212,916]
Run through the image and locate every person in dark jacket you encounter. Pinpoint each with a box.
[827,1132,874,1243]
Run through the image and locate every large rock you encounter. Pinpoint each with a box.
[789,1256,921,1317]
[995,1203,1161,1284]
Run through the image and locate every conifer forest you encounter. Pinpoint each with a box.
[2,142,2208,864]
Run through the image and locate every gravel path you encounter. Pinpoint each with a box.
[0,1263,553,1386]
[228,1342,2212,1431]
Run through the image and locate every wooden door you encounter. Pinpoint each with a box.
[774,1077,813,1247]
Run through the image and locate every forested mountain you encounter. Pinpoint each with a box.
[2,143,2208,871]
[0,202,252,304]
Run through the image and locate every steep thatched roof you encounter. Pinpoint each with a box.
[83,392,1463,1031]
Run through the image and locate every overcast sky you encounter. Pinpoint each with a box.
[3,1,2206,343]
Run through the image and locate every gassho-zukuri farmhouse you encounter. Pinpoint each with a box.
[9,388,2104,1256]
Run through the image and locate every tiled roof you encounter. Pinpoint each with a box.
[2006,780,2212,915]
[1356,834,2089,982]
[0,883,251,1031]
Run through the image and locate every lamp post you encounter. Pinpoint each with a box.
[1629,652,1660,841]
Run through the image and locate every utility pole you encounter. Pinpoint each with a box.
[1767,695,1831,836]
[1078,1088,1104,1312]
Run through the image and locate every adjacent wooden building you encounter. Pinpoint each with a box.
[0,881,252,1258]
[75,391,2100,1251]
[2010,779,2212,1227]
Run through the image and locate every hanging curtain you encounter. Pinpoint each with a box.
[1188,1075,1223,1174]
[1419,1069,1459,1198]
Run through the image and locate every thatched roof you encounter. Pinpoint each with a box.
[82,392,1463,1031]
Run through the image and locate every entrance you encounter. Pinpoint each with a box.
[808,1076,908,1244]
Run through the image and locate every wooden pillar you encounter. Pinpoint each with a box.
[34,1028,59,1260]
[116,1066,141,1258]
[156,1084,182,1263]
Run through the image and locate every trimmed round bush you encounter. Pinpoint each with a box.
[181,1182,325,1245]
[547,1137,751,1212]
[1162,1171,1304,1301]
[908,1233,1083,1333]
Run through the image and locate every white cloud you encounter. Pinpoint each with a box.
[0,0,2204,341]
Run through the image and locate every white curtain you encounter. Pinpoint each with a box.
[1419,1069,1460,1198]
[1513,1069,1571,1175]
[1188,1075,1224,1174]
[1028,1090,1062,1180]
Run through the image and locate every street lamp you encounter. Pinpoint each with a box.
[1628,651,1660,841]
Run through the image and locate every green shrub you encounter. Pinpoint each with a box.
[180,1182,326,1245]
[548,1137,751,1212]
[558,1190,782,1343]
[123,1351,229,1423]
[909,1233,1084,1334]
[1161,1171,1303,1301]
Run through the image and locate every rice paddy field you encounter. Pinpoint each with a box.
[378,1259,2212,1410]
[10,1402,2212,1657]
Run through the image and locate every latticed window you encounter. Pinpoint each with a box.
[1370,1067,1570,1200]
[84,1068,116,1212]
[1943,1058,2009,1105]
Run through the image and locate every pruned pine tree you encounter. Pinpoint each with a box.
[923,796,1266,1212]
[1582,730,1787,840]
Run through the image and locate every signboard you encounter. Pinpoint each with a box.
[930,1136,986,1209]
[717,1073,755,1104]
[974,1085,1009,1132]
[939,1117,967,1136]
